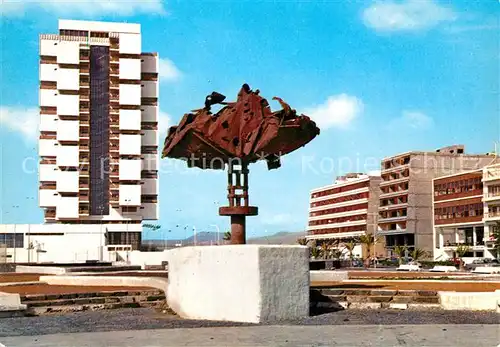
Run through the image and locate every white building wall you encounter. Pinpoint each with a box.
[39,164,58,182]
[57,171,79,193]
[39,190,59,208]
[119,59,141,80]
[57,41,80,64]
[57,94,80,116]
[56,145,79,167]
[120,134,141,155]
[141,105,158,122]
[40,40,58,56]
[141,81,158,98]
[141,178,158,195]
[57,68,79,90]
[56,197,79,219]
[57,120,79,142]
[142,130,158,146]
[141,203,158,220]
[119,185,141,206]
[119,159,141,180]
[119,84,141,105]
[119,109,141,130]
[40,64,58,81]
[39,139,58,157]
[119,33,141,54]
[39,114,58,132]
[40,89,58,107]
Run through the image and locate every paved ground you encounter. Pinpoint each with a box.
[1,308,498,338]
[311,281,500,292]
[2,324,499,347]
[0,284,152,295]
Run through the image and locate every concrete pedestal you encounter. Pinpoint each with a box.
[166,245,309,323]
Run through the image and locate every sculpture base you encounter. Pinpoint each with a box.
[166,245,309,323]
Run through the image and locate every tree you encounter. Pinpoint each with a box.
[342,238,358,267]
[410,248,428,262]
[393,245,408,265]
[359,234,378,267]
[455,244,471,271]
[491,221,500,259]
[223,231,231,241]
[296,237,307,246]
[319,242,331,259]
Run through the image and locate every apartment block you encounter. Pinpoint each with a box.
[483,163,500,257]
[433,170,490,260]
[306,173,383,257]
[38,20,159,250]
[378,145,495,256]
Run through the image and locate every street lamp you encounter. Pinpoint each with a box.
[210,224,220,245]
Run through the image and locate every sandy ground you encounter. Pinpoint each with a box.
[0,273,42,283]
[0,283,154,295]
[311,281,500,292]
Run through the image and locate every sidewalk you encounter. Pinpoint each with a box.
[2,324,499,347]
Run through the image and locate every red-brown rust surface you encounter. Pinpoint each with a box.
[311,281,500,292]
[348,271,473,279]
[0,284,153,295]
[161,84,320,169]
[0,273,43,282]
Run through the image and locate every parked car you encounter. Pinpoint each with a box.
[465,258,500,271]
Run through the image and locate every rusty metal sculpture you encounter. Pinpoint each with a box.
[162,84,320,244]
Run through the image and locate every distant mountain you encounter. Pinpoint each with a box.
[142,230,306,248]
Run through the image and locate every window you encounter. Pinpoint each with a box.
[0,233,24,248]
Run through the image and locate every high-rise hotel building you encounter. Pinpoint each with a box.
[38,20,159,249]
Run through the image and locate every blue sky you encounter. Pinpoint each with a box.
[1,0,498,240]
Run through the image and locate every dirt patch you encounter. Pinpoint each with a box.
[311,281,500,292]
[0,273,42,283]
[348,271,471,279]
[0,284,153,295]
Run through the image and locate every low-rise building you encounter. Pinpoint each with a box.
[379,145,495,257]
[433,170,489,260]
[482,163,500,257]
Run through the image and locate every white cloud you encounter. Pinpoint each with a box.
[1,0,166,17]
[158,58,182,82]
[388,110,434,130]
[362,0,456,32]
[0,106,39,142]
[304,94,363,130]
[158,110,171,138]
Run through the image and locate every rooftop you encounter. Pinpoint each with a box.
[58,19,140,34]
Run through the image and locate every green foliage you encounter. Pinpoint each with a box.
[223,231,231,241]
[143,224,161,231]
[311,246,320,258]
[492,221,500,259]
[455,244,471,258]
[296,237,307,246]
[393,245,408,265]
[410,247,429,261]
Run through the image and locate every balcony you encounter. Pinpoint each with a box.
[379,189,408,199]
[484,211,500,221]
[442,241,485,251]
[378,215,407,223]
[376,228,410,236]
[379,202,408,211]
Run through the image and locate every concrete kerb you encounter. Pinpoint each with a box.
[0,292,27,316]
[16,265,67,275]
[310,270,348,282]
[438,290,500,311]
[39,276,168,292]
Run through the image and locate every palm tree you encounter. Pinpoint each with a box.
[410,247,429,262]
[342,239,357,267]
[359,234,377,267]
[455,244,471,271]
[492,221,500,259]
[320,242,331,259]
[296,237,307,246]
[223,231,231,242]
[393,245,408,265]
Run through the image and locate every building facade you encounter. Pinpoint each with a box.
[306,173,383,258]
[378,145,495,257]
[432,170,489,260]
[482,163,500,258]
[38,20,159,251]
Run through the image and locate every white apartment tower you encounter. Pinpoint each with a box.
[38,20,159,250]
